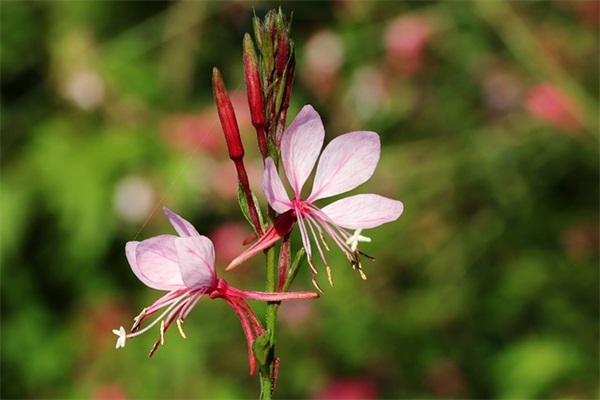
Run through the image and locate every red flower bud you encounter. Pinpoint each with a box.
[275,31,290,78]
[243,34,268,159]
[212,67,244,161]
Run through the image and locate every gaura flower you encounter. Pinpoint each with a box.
[113,207,318,375]
[260,105,403,287]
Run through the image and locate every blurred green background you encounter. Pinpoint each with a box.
[1,1,598,399]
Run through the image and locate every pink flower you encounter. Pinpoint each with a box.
[525,83,583,133]
[312,378,378,400]
[261,105,403,287]
[384,15,431,76]
[113,207,318,375]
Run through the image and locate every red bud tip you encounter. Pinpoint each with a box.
[212,67,244,161]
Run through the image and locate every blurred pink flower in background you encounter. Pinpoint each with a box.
[62,69,106,110]
[210,222,250,266]
[161,93,251,153]
[92,384,127,400]
[481,70,523,117]
[313,378,378,400]
[209,159,262,200]
[302,30,345,98]
[161,112,224,153]
[384,15,431,76]
[278,299,315,329]
[524,83,583,133]
[113,175,156,224]
[209,159,240,199]
[347,66,392,119]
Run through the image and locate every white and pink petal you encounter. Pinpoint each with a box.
[129,235,185,291]
[320,194,403,230]
[308,131,380,202]
[281,105,325,196]
[262,157,293,214]
[175,235,216,290]
[163,207,200,238]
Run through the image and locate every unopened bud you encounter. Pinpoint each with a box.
[275,26,290,78]
[275,50,295,150]
[212,67,244,161]
[252,11,263,49]
[281,48,295,111]
[243,34,268,159]
[244,34,265,127]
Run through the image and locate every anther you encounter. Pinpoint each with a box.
[359,269,368,280]
[160,320,165,345]
[148,340,160,358]
[326,265,334,287]
[311,275,325,294]
[307,257,319,275]
[176,318,187,339]
[319,232,331,251]
[131,308,147,332]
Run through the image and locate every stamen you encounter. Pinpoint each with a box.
[326,265,334,287]
[295,210,312,258]
[305,216,330,273]
[319,231,331,251]
[358,250,375,261]
[307,256,319,275]
[148,339,160,358]
[307,206,353,252]
[127,294,189,339]
[181,292,204,319]
[160,320,165,345]
[131,308,147,332]
[311,275,325,294]
[176,318,187,339]
[359,269,368,280]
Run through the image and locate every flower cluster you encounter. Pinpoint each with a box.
[113,8,403,397]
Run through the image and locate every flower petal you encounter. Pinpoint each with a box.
[320,194,403,229]
[175,235,216,289]
[262,157,293,214]
[163,207,200,238]
[308,131,380,202]
[281,105,325,196]
[130,235,185,290]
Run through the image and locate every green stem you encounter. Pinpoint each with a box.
[260,207,279,400]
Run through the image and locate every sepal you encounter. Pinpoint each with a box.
[237,183,265,235]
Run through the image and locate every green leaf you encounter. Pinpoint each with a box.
[282,247,306,293]
[237,183,264,233]
[252,330,272,372]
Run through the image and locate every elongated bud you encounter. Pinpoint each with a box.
[281,49,295,111]
[252,10,263,49]
[213,67,263,236]
[275,30,289,78]
[275,50,295,149]
[243,34,268,159]
[212,67,244,161]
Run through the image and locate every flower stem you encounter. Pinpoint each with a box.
[260,206,278,400]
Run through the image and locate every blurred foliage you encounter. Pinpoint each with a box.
[1,1,598,399]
